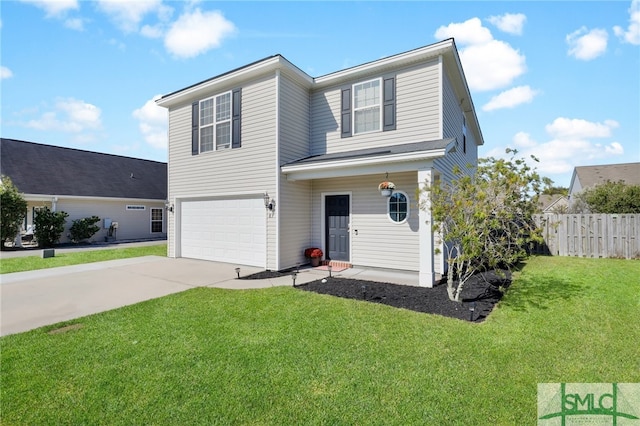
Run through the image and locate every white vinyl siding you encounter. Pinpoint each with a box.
[311,172,420,271]
[167,74,278,261]
[310,59,440,155]
[437,72,478,185]
[432,72,480,275]
[278,72,313,269]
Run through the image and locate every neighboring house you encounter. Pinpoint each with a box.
[537,194,569,214]
[0,138,167,244]
[568,162,640,208]
[156,38,484,287]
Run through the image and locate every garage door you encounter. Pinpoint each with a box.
[180,198,266,267]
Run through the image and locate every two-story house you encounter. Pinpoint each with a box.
[157,38,483,287]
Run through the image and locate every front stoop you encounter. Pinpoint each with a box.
[321,260,352,269]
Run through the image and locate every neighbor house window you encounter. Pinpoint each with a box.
[126,205,146,211]
[353,78,381,134]
[388,192,409,223]
[151,208,163,233]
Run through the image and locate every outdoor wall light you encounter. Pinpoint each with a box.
[263,193,274,211]
[235,267,240,279]
[292,272,297,287]
[165,200,174,212]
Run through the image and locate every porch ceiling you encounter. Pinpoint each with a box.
[281,139,454,181]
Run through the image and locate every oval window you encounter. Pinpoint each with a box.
[388,192,408,223]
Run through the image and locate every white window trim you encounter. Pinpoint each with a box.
[352,77,382,135]
[199,90,232,153]
[387,191,409,224]
[150,208,163,233]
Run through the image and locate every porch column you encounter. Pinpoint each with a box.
[418,168,435,287]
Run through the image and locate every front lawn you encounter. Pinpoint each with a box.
[0,244,167,274]
[1,256,638,424]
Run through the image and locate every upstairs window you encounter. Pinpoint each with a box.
[353,79,381,134]
[200,92,231,152]
[192,88,241,155]
[342,76,395,138]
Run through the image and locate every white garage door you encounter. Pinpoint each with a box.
[180,198,266,267]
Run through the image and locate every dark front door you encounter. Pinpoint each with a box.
[326,195,350,261]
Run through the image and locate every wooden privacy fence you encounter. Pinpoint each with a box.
[533,214,640,259]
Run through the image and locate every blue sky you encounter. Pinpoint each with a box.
[2,1,639,187]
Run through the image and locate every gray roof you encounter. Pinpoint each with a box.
[1,138,167,200]
[283,139,455,167]
[574,162,640,188]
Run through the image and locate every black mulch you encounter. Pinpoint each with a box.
[242,269,511,322]
[299,271,510,322]
[239,270,292,280]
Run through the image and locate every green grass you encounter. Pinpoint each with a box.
[1,256,638,424]
[0,244,167,274]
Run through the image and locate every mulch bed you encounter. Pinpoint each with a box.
[242,269,511,322]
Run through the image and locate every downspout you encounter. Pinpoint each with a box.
[438,55,443,140]
[274,69,281,270]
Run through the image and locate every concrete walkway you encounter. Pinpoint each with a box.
[1,255,419,337]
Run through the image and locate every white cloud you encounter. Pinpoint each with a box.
[1,66,13,79]
[513,131,537,148]
[140,24,163,39]
[64,17,84,31]
[97,0,164,33]
[566,27,608,60]
[491,118,625,176]
[487,13,527,35]
[133,95,167,149]
[20,0,78,17]
[545,117,618,139]
[435,17,493,44]
[482,85,538,111]
[434,18,526,91]
[164,9,236,59]
[614,0,640,45]
[26,98,102,133]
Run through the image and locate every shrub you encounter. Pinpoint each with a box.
[33,207,68,248]
[0,176,27,249]
[69,216,101,243]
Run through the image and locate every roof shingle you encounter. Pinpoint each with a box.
[1,138,167,200]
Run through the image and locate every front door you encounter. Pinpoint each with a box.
[325,195,350,261]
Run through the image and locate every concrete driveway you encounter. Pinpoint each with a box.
[0,256,320,337]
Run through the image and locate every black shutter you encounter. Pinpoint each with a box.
[341,87,352,138]
[232,88,242,148]
[191,101,199,155]
[383,77,396,131]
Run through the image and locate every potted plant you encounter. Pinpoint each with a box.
[378,181,396,197]
[304,247,323,267]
